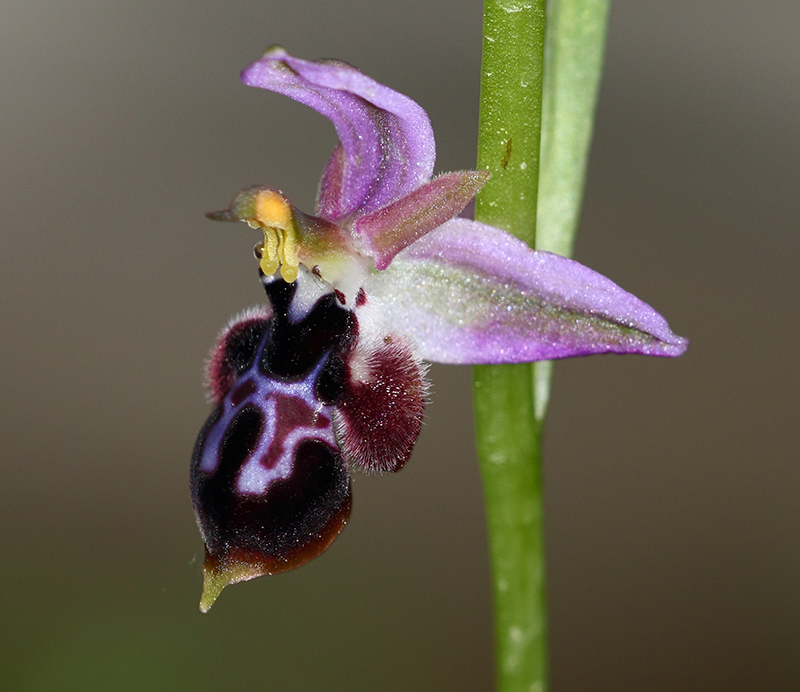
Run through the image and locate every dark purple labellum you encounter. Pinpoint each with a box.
[191,275,430,610]
[191,282,356,611]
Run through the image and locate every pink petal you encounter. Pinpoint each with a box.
[354,171,489,269]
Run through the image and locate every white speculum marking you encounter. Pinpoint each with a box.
[199,352,336,496]
[236,390,335,496]
[236,354,335,496]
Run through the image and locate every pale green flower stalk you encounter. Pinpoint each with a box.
[474,1,611,691]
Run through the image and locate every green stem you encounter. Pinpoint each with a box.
[475,2,548,691]
[473,364,546,692]
[473,2,611,691]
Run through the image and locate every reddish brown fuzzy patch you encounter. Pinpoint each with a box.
[334,339,428,473]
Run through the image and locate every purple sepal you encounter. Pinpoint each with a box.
[241,47,435,223]
[363,218,689,364]
[353,171,490,270]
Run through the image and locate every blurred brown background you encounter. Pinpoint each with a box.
[1,1,798,690]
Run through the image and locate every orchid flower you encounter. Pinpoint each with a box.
[191,47,687,612]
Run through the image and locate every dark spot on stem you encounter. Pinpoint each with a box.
[501,138,513,170]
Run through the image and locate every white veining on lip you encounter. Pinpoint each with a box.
[200,346,336,490]
[236,391,335,496]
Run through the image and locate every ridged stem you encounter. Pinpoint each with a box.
[473,2,611,691]
[474,2,548,691]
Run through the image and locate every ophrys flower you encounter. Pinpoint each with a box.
[191,47,687,611]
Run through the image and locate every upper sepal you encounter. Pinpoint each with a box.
[362,218,688,364]
[240,46,435,223]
